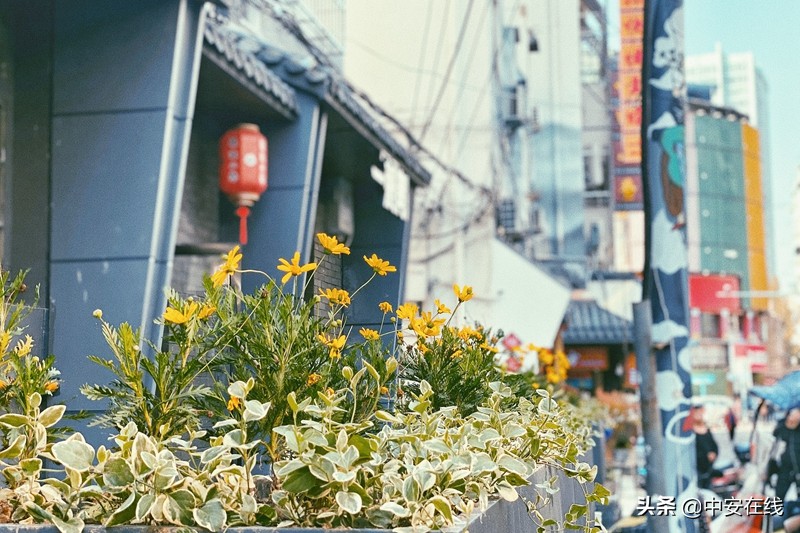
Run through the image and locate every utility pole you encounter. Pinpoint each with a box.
[633,301,669,533]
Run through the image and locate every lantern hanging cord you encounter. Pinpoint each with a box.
[236,205,251,245]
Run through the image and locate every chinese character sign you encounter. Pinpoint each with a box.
[614,0,644,209]
[642,1,696,532]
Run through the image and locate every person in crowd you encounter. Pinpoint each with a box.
[692,404,719,490]
[770,407,800,501]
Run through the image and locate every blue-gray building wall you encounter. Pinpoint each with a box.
[46,0,205,422]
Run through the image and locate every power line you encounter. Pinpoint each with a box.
[417,0,476,144]
[409,0,435,130]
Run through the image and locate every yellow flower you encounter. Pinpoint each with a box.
[14,335,34,357]
[450,350,463,359]
[198,303,216,320]
[379,301,393,314]
[306,373,322,386]
[325,387,335,397]
[92,309,103,319]
[538,349,555,366]
[479,342,499,353]
[227,396,241,411]
[277,252,317,284]
[380,386,389,395]
[44,381,59,393]
[211,246,242,288]
[410,312,445,337]
[319,334,347,359]
[0,379,7,390]
[363,254,396,276]
[396,302,418,320]
[434,299,451,314]
[163,301,198,325]
[319,288,351,307]
[417,342,430,355]
[317,233,351,255]
[359,328,380,341]
[453,284,474,302]
[0,331,11,355]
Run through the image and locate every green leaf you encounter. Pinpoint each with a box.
[429,495,453,522]
[243,399,269,422]
[19,458,42,475]
[194,499,226,532]
[0,434,26,459]
[497,455,530,476]
[497,483,519,502]
[470,452,497,474]
[282,466,319,494]
[103,457,134,488]
[227,381,248,399]
[105,491,139,527]
[380,501,411,518]
[287,391,299,413]
[136,493,156,521]
[166,490,195,525]
[336,491,363,515]
[52,515,85,533]
[0,413,28,428]
[38,404,66,428]
[223,429,245,447]
[52,439,95,472]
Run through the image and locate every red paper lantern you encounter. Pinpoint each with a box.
[219,123,268,245]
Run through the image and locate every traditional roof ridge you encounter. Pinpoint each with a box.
[203,10,431,186]
[562,299,633,345]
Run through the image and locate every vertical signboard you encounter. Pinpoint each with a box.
[614,0,644,209]
[642,1,696,531]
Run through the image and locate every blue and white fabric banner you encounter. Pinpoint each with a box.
[643,1,698,531]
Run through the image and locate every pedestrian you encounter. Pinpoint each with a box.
[769,407,800,502]
[692,404,719,490]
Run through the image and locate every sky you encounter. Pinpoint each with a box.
[683,1,800,292]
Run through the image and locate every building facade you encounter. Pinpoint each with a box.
[684,100,771,394]
[0,0,429,441]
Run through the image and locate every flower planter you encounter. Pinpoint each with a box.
[0,466,594,533]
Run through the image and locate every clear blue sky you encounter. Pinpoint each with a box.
[684,1,800,290]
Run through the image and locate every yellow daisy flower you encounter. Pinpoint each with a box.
[211,246,242,288]
[359,328,380,341]
[453,284,474,302]
[306,373,322,386]
[277,252,317,284]
[396,302,418,320]
[227,396,241,411]
[44,381,59,393]
[363,254,396,276]
[379,301,393,314]
[317,233,351,255]
[319,287,351,307]
[434,299,451,314]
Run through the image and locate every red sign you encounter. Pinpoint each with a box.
[502,333,522,351]
[689,273,741,314]
[734,343,767,372]
[568,347,609,371]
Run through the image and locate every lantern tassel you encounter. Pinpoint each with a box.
[235,206,250,245]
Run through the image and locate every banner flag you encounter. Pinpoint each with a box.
[642,1,698,531]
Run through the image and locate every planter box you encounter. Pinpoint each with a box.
[0,467,592,533]
[458,465,593,533]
